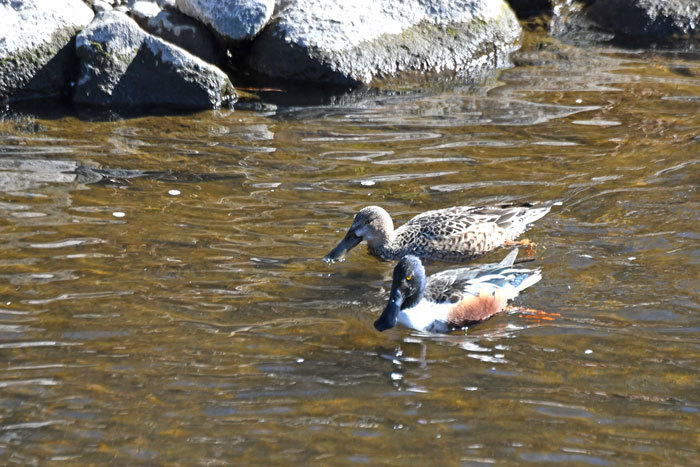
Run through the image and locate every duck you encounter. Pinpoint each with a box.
[374,249,542,333]
[324,203,552,263]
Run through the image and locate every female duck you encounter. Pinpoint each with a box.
[324,203,551,263]
[374,249,542,333]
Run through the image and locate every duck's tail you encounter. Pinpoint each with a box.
[465,249,542,301]
[495,201,559,239]
[504,268,542,300]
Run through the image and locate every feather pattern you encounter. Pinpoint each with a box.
[325,203,553,263]
[375,250,542,334]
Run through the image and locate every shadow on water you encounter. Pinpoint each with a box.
[1,97,206,123]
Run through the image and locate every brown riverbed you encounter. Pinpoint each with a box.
[0,31,698,464]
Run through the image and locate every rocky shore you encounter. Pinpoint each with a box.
[1,0,697,110]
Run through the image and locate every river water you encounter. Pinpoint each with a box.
[0,32,698,464]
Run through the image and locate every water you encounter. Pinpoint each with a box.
[0,33,698,464]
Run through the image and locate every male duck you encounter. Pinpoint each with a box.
[374,249,541,333]
[324,203,551,263]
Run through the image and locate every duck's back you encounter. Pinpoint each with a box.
[424,249,541,304]
[392,204,550,262]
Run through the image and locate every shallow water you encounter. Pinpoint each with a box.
[0,34,698,464]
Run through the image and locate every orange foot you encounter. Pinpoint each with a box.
[504,239,537,256]
[506,306,561,322]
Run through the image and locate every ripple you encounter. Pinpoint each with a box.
[0,420,68,431]
[430,180,547,192]
[0,341,80,349]
[421,139,522,150]
[303,131,442,143]
[10,211,47,218]
[531,140,580,146]
[0,378,59,388]
[661,96,700,102]
[23,291,133,305]
[352,171,457,184]
[27,238,104,249]
[373,156,476,165]
[0,146,75,156]
[0,271,78,285]
[319,150,394,161]
[572,119,622,127]
[521,399,594,419]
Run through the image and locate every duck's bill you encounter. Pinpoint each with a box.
[374,287,403,332]
[323,231,361,262]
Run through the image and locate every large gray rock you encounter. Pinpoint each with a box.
[133,8,220,64]
[175,0,274,44]
[127,0,162,19]
[587,0,699,39]
[0,0,94,100]
[74,11,236,109]
[248,0,522,86]
[550,0,605,42]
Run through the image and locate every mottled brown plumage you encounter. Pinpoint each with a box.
[325,203,553,263]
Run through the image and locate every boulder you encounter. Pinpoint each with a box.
[133,8,220,64]
[0,0,94,100]
[73,11,236,109]
[247,0,522,86]
[93,0,114,12]
[549,0,605,41]
[127,0,161,19]
[586,0,699,39]
[175,0,275,44]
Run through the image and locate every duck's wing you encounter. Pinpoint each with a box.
[395,204,552,259]
[424,249,540,303]
[474,203,552,240]
[423,249,516,303]
[404,206,498,236]
[395,206,497,259]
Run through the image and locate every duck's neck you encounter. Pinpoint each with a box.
[367,229,397,258]
[402,287,424,310]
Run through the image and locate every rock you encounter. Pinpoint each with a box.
[73,11,236,109]
[587,0,699,39]
[248,0,522,86]
[550,0,608,42]
[156,0,176,8]
[93,0,113,12]
[175,0,274,43]
[127,0,161,19]
[0,0,94,100]
[134,8,220,64]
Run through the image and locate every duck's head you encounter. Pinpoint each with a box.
[324,206,394,262]
[374,255,427,332]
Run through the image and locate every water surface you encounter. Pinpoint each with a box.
[0,33,698,464]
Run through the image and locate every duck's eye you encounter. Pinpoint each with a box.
[406,275,412,281]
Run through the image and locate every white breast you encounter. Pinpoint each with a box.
[397,301,452,332]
